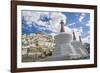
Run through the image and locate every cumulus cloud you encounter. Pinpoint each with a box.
[68,22,76,26]
[79,13,86,22]
[64,26,72,33]
[22,10,90,43]
[71,27,83,34]
[87,31,90,34]
[50,12,67,32]
[79,27,83,34]
[86,21,90,27]
[22,11,67,33]
[82,35,90,43]
[22,11,48,26]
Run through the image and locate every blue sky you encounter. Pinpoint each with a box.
[63,12,90,38]
[22,10,90,43]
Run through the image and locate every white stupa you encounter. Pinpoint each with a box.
[43,20,89,61]
[70,32,89,59]
[52,20,80,59]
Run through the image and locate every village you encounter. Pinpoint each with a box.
[22,32,55,62]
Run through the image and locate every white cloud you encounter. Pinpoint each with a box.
[68,22,76,26]
[79,13,86,22]
[22,11,67,33]
[86,21,90,27]
[72,28,78,32]
[64,26,72,33]
[82,35,90,43]
[87,31,90,34]
[79,27,83,34]
[86,23,89,27]
[22,11,47,26]
[71,27,83,35]
[50,12,67,32]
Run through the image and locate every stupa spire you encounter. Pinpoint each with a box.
[79,35,82,43]
[73,31,76,40]
[60,20,65,32]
